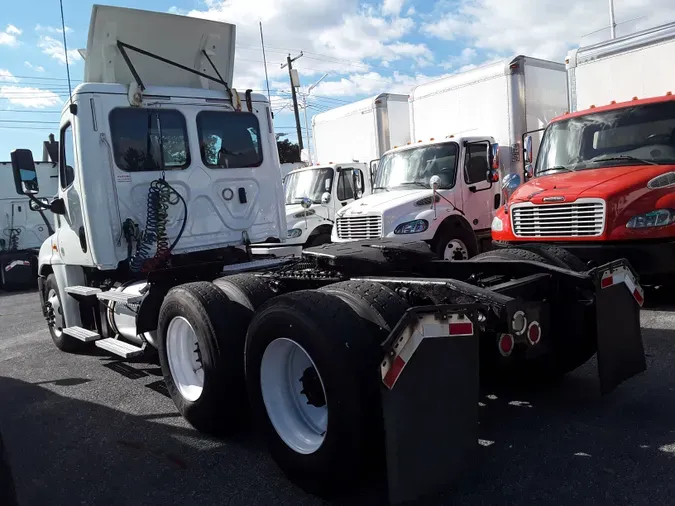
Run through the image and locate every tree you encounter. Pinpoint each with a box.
[277,138,301,164]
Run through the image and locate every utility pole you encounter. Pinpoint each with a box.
[301,73,329,164]
[281,52,304,150]
[608,0,617,39]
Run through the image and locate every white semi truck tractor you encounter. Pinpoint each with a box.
[11,5,648,503]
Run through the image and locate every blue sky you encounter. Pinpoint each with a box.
[1,0,674,160]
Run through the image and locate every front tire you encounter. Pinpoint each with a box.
[44,274,82,353]
[158,282,251,434]
[245,290,381,497]
[434,225,478,261]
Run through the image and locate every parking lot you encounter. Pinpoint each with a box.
[1,288,674,506]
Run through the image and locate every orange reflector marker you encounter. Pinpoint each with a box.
[610,100,616,104]
[667,91,673,96]
[590,104,596,108]
[632,96,639,100]
[430,137,435,141]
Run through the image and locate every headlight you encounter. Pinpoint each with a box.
[287,228,303,238]
[626,209,675,229]
[491,216,503,232]
[394,219,428,234]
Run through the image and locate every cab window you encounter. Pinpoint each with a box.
[197,111,263,168]
[109,108,190,172]
[465,143,489,184]
[60,123,75,189]
[337,169,355,201]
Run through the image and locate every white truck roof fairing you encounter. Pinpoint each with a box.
[84,5,236,92]
[566,21,675,112]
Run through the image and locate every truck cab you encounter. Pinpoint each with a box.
[283,163,370,246]
[492,94,675,284]
[331,136,501,260]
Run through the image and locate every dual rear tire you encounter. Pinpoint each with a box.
[157,275,408,497]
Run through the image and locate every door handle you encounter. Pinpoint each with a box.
[341,202,348,206]
[238,188,247,204]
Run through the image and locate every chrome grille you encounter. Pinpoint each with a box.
[511,199,605,237]
[336,215,383,240]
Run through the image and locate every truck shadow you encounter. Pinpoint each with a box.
[338,327,675,505]
[0,376,318,506]
[1,328,673,506]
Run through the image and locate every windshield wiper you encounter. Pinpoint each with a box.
[538,166,574,175]
[589,155,658,166]
[398,181,430,188]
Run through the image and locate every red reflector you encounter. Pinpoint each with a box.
[499,334,514,356]
[601,276,613,288]
[633,288,644,306]
[528,322,541,345]
[382,355,406,389]
[449,322,473,336]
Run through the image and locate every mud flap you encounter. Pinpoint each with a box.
[594,261,646,394]
[379,305,481,505]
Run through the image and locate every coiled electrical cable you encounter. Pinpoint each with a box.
[129,175,187,273]
[3,228,20,252]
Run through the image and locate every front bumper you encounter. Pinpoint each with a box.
[494,238,675,283]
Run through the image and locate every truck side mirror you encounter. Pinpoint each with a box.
[523,135,533,164]
[486,169,500,183]
[10,149,40,195]
[325,178,332,192]
[29,198,49,211]
[489,143,500,170]
[321,192,331,204]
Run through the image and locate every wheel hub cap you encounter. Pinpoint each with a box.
[444,239,469,261]
[166,316,204,402]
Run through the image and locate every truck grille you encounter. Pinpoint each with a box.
[511,199,606,237]
[336,215,383,240]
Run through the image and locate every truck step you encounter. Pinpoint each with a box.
[96,291,143,304]
[65,286,102,297]
[95,338,145,359]
[63,326,101,343]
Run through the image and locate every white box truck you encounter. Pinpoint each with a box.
[409,55,568,177]
[311,93,410,165]
[566,21,675,112]
[331,56,568,259]
[0,160,57,289]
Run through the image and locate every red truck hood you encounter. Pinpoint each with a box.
[510,165,669,204]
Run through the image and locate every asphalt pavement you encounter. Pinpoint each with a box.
[0,288,674,506]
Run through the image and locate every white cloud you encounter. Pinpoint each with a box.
[382,0,405,17]
[422,0,675,61]
[309,70,451,97]
[35,24,73,34]
[186,0,430,93]
[24,61,46,73]
[440,47,477,69]
[0,69,19,83]
[0,85,62,108]
[0,25,22,47]
[38,35,82,65]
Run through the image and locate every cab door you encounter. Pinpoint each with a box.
[460,141,495,231]
[334,167,366,208]
[55,119,92,265]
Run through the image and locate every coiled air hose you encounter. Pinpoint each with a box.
[128,174,187,273]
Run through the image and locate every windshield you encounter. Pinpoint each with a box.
[284,167,334,205]
[536,101,675,176]
[374,142,458,190]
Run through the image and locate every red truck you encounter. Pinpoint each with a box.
[491,93,675,286]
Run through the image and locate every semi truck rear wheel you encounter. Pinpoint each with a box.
[319,279,409,341]
[245,290,381,497]
[213,273,278,311]
[158,281,251,434]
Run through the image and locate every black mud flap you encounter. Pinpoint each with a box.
[593,260,646,394]
[379,304,481,505]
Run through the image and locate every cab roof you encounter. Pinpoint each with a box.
[549,93,675,124]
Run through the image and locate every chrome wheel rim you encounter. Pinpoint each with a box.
[166,316,204,402]
[443,238,469,261]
